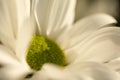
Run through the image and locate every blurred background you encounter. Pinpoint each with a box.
[75,0,120,26]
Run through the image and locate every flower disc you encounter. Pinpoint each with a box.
[26,35,66,70]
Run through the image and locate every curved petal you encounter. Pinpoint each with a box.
[35,0,76,38]
[72,27,120,63]
[66,62,120,80]
[57,14,117,50]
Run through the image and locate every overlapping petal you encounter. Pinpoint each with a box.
[107,57,120,73]
[0,0,31,51]
[0,45,18,65]
[35,0,76,38]
[57,14,117,63]
[0,45,31,80]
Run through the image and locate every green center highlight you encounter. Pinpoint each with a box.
[26,35,66,71]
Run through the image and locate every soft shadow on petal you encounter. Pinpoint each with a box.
[66,62,120,80]
[0,63,32,80]
[57,14,117,50]
[35,0,76,38]
[106,58,120,73]
[0,0,17,36]
[0,45,31,80]
[0,31,16,52]
[73,27,120,63]
[0,0,31,51]
[29,63,92,80]
[0,0,30,37]
[15,0,31,34]
[30,62,120,80]
[16,17,36,64]
[0,45,18,65]
[0,0,16,50]
[28,64,63,80]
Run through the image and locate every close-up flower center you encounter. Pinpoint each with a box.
[26,35,66,71]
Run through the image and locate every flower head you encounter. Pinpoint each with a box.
[0,0,120,80]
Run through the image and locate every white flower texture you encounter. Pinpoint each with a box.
[0,0,120,80]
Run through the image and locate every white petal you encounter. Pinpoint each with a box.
[4,0,30,35]
[0,0,15,35]
[15,0,30,33]
[29,64,63,80]
[0,0,30,35]
[0,62,32,80]
[57,14,117,50]
[73,27,120,63]
[66,62,120,80]
[35,0,76,38]
[16,17,36,64]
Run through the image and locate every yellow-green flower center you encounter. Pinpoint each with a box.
[26,35,66,71]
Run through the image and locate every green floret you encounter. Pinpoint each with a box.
[26,35,66,71]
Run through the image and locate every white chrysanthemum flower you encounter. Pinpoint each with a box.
[0,0,120,80]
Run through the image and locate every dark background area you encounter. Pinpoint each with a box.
[75,0,120,26]
[117,0,120,26]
